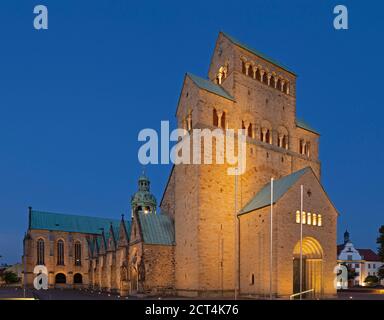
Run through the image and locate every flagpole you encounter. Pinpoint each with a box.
[300,184,303,300]
[270,177,274,300]
[234,167,238,300]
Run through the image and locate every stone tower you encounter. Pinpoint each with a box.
[131,174,157,215]
[160,32,336,297]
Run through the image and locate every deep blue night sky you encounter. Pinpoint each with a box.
[0,0,383,263]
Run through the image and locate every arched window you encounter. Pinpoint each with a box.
[57,240,64,266]
[213,109,219,127]
[55,273,66,284]
[256,68,261,81]
[312,213,317,226]
[283,135,288,149]
[74,273,83,284]
[247,123,253,138]
[301,211,306,224]
[241,61,246,74]
[318,214,322,227]
[286,82,290,94]
[74,241,81,266]
[221,111,226,129]
[305,142,310,157]
[265,130,271,144]
[37,238,45,265]
[296,211,301,224]
[307,212,312,225]
[299,139,304,154]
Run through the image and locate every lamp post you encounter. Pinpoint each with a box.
[270,177,274,300]
[300,185,303,300]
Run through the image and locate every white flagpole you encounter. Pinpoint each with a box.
[270,177,274,300]
[300,184,303,300]
[234,167,238,300]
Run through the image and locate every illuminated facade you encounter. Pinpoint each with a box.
[161,32,338,298]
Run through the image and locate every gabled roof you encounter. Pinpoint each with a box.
[296,119,320,135]
[357,249,381,262]
[239,167,311,215]
[221,32,296,76]
[337,244,381,262]
[186,73,235,101]
[29,210,131,236]
[137,213,175,245]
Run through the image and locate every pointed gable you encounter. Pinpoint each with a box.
[107,223,116,251]
[99,231,107,255]
[239,167,310,215]
[118,215,129,247]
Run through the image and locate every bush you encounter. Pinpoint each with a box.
[364,275,379,286]
[2,271,20,284]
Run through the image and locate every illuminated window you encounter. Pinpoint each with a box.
[301,211,306,224]
[318,214,322,227]
[74,241,81,266]
[37,238,45,265]
[296,211,300,223]
[312,213,317,226]
[307,212,311,225]
[57,240,65,266]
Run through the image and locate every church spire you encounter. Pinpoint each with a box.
[344,229,350,244]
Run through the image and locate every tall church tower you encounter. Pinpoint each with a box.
[161,32,325,297]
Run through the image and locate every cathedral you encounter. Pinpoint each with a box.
[23,32,338,298]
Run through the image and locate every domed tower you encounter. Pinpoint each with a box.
[131,174,157,215]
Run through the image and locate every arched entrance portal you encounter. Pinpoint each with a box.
[55,273,66,284]
[74,273,83,284]
[293,237,323,298]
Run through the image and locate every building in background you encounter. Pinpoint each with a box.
[23,174,175,296]
[337,230,383,286]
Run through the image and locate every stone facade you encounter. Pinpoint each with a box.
[160,32,337,298]
[23,32,338,299]
[23,175,175,296]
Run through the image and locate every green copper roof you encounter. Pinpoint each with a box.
[239,167,310,215]
[296,119,320,135]
[137,213,175,245]
[29,210,131,235]
[221,32,296,76]
[186,73,235,101]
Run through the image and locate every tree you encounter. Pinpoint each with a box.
[364,275,379,287]
[341,263,357,280]
[2,271,20,284]
[377,225,384,280]
[378,267,384,280]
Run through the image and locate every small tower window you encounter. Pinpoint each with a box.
[307,212,311,225]
[296,211,301,223]
[312,213,317,226]
[213,109,219,127]
[318,214,322,227]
